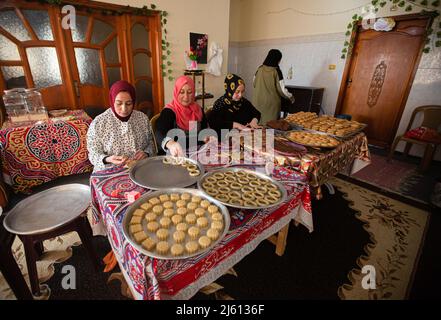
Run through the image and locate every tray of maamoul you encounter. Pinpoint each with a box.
[300,115,367,139]
[285,112,318,127]
[129,156,204,190]
[285,130,340,149]
[285,112,366,139]
[197,168,287,210]
[123,188,230,259]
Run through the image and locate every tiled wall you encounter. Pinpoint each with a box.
[228,33,441,160]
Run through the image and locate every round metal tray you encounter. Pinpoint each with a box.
[284,130,339,149]
[129,156,205,190]
[122,188,230,260]
[197,168,287,210]
[3,184,90,235]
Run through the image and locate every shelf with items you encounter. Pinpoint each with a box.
[183,70,213,109]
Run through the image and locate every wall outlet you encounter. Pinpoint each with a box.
[328,64,336,70]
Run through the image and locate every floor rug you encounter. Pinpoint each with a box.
[332,178,429,299]
[0,179,431,300]
[350,152,440,204]
[0,232,81,300]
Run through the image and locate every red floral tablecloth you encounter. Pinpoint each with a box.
[243,132,371,196]
[0,110,93,193]
[90,164,311,300]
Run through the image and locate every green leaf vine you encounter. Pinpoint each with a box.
[341,0,441,59]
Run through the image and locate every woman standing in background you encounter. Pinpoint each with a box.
[252,49,294,125]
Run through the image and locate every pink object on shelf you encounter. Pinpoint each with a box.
[125,191,141,203]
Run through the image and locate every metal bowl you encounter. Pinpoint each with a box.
[122,188,230,260]
[197,167,287,210]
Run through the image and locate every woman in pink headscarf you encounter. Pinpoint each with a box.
[155,75,209,156]
[87,80,156,171]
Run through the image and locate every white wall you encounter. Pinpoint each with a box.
[100,0,231,108]
[229,0,441,159]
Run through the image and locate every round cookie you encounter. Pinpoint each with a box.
[198,236,211,249]
[159,217,171,228]
[173,230,186,243]
[185,213,197,224]
[206,228,220,241]
[176,222,188,232]
[156,241,169,255]
[171,214,183,225]
[170,243,184,257]
[194,208,206,217]
[188,226,200,240]
[196,217,208,228]
[156,228,169,241]
[147,221,159,232]
[185,241,199,254]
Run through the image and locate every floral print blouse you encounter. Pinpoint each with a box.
[87,109,156,171]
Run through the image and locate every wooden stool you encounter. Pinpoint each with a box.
[3,184,101,297]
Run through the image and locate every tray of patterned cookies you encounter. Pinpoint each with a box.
[129,156,204,190]
[299,115,367,139]
[285,130,340,149]
[197,168,287,210]
[122,188,230,259]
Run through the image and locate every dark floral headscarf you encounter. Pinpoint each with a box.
[213,73,245,112]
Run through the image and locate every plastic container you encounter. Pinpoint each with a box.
[2,88,27,117]
[24,88,44,113]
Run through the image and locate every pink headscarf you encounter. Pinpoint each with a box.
[109,80,136,122]
[165,75,203,131]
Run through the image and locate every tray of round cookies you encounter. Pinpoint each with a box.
[284,130,340,149]
[197,167,287,210]
[122,188,230,259]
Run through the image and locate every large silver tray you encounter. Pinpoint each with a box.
[3,184,90,235]
[284,130,340,149]
[122,188,230,260]
[129,156,205,190]
[302,123,367,140]
[197,167,287,210]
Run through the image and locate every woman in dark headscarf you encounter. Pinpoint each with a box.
[208,73,261,138]
[86,80,156,171]
[252,49,294,125]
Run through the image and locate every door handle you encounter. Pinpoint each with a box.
[347,77,353,88]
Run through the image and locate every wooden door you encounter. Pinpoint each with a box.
[335,13,435,147]
[0,0,164,114]
[0,1,77,110]
[126,14,164,115]
[63,10,125,109]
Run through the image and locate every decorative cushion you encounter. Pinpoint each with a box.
[404,126,441,144]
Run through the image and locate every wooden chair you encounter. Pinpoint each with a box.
[150,113,160,155]
[3,184,101,297]
[387,105,441,171]
[0,215,33,300]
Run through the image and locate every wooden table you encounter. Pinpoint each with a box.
[243,132,371,199]
[0,110,93,194]
[90,164,311,300]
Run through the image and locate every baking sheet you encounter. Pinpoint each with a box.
[197,167,287,210]
[129,156,205,190]
[122,188,230,260]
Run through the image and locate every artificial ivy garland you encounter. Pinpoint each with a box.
[27,0,174,81]
[341,0,440,59]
